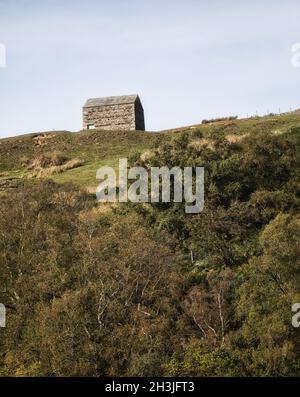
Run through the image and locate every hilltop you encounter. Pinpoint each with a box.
[1,112,300,192]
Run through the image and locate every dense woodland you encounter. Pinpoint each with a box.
[0,122,300,376]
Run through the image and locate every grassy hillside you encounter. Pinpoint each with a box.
[1,113,300,377]
[0,129,159,190]
[1,112,300,191]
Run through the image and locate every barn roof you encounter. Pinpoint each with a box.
[83,94,140,108]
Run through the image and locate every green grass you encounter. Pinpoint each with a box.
[1,112,300,191]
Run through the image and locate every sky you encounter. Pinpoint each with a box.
[0,0,299,137]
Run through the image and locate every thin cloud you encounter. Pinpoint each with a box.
[0,0,299,136]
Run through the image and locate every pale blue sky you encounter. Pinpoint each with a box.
[0,0,299,137]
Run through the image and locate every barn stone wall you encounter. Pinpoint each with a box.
[134,101,145,131]
[83,103,136,131]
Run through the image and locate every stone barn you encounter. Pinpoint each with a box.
[82,94,145,131]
